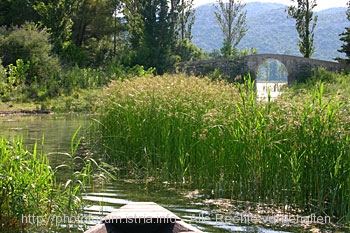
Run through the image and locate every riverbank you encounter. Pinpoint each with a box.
[0,87,102,116]
[0,108,52,116]
[0,102,43,114]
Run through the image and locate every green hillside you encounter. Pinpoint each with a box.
[192,2,348,61]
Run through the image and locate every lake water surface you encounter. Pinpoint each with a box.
[0,114,292,233]
[256,82,286,101]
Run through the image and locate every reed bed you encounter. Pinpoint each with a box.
[0,129,108,230]
[0,138,54,227]
[97,74,350,222]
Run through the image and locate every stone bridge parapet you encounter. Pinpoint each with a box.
[177,54,348,85]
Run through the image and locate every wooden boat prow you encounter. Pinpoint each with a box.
[84,202,203,233]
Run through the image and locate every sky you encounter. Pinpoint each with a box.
[193,0,349,11]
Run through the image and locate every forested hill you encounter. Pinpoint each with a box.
[192,2,348,61]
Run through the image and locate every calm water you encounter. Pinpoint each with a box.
[256,82,287,101]
[0,114,291,233]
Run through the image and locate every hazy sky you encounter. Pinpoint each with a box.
[194,0,349,11]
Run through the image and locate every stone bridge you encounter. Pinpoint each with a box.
[177,54,348,85]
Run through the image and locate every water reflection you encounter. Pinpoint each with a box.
[0,114,89,167]
[256,82,287,101]
[83,182,292,233]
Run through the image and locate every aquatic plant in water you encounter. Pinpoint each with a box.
[97,73,350,224]
[0,127,112,231]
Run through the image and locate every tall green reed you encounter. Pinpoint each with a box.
[97,74,350,223]
[49,126,114,218]
[0,137,54,227]
[0,127,113,230]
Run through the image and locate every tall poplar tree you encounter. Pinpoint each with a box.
[287,0,318,58]
[170,0,200,62]
[123,0,196,73]
[214,0,247,58]
[337,1,350,64]
[143,0,172,73]
[122,0,144,50]
[175,0,195,41]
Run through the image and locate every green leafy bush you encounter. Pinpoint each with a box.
[290,67,350,99]
[62,62,155,96]
[60,42,90,68]
[0,22,62,98]
[0,60,7,99]
[173,39,205,62]
[7,59,30,94]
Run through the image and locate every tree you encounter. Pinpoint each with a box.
[122,0,196,73]
[66,0,121,66]
[214,0,247,58]
[175,0,195,41]
[130,0,172,73]
[336,1,350,64]
[0,0,39,26]
[112,0,124,56]
[173,38,204,62]
[33,0,78,53]
[287,0,318,58]
[72,0,115,47]
[170,0,200,62]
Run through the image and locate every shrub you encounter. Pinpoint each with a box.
[173,39,205,62]
[61,62,155,96]
[0,22,61,98]
[0,60,7,99]
[60,42,90,67]
[290,67,350,99]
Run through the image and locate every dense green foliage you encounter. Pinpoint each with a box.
[0,0,118,65]
[123,0,174,73]
[0,23,61,100]
[0,0,205,103]
[96,72,350,223]
[0,0,39,26]
[291,67,350,97]
[0,22,157,105]
[122,0,198,73]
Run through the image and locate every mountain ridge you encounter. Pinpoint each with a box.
[192,2,348,61]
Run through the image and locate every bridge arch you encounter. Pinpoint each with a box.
[256,58,288,83]
[241,54,347,85]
